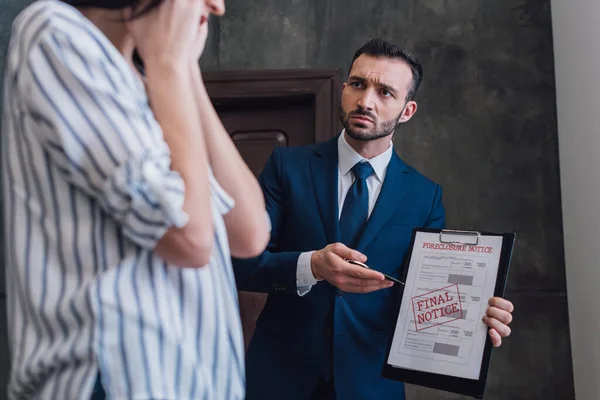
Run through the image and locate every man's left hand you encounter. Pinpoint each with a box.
[482,297,514,347]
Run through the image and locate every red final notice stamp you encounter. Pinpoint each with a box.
[411,284,463,332]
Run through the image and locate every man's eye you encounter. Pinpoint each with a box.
[351,81,363,88]
[381,89,392,97]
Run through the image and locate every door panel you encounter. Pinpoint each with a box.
[205,69,341,348]
[216,97,314,347]
[218,96,315,179]
[231,131,287,177]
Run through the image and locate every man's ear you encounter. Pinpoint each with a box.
[398,101,417,123]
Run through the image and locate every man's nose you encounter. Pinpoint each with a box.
[356,89,376,111]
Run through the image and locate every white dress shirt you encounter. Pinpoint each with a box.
[296,132,394,295]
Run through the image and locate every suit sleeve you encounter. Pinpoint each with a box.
[231,147,301,295]
[424,184,446,229]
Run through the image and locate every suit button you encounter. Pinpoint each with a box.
[324,328,332,338]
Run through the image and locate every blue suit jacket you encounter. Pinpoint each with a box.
[233,136,446,400]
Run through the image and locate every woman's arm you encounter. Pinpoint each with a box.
[189,66,270,258]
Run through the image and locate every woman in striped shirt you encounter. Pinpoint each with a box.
[2,0,270,398]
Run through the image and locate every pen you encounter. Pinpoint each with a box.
[345,259,405,285]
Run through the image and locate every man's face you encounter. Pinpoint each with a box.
[340,54,417,141]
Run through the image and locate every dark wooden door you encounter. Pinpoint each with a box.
[218,96,315,176]
[204,69,341,348]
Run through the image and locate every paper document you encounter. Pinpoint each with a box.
[387,231,503,380]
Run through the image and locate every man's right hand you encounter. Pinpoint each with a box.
[311,243,394,293]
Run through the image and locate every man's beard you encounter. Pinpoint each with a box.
[339,106,403,141]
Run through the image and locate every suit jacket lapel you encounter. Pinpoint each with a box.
[355,153,413,252]
[310,137,341,244]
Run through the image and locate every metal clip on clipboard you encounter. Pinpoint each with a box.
[439,229,481,246]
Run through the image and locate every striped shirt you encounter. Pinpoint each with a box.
[2,1,245,399]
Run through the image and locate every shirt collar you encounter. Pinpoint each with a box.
[338,130,394,183]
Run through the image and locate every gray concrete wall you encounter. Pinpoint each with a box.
[551,0,600,399]
[200,1,572,398]
[0,1,573,399]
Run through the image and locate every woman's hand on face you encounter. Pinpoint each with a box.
[125,0,204,69]
[191,19,209,64]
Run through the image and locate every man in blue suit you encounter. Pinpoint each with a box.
[232,38,514,400]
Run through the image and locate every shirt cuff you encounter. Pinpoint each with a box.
[296,251,318,296]
[107,150,189,250]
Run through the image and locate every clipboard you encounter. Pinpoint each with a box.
[381,227,516,399]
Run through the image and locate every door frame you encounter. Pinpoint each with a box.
[203,68,342,143]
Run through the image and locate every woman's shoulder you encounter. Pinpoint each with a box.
[11,1,107,56]
[8,0,131,79]
[13,1,84,37]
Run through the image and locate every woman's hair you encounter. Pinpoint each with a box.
[63,0,165,73]
[62,0,164,18]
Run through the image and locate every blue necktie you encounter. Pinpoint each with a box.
[340,161,374,248]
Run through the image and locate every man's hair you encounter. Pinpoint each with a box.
[62,0,164,18]
[349,38,423,102]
